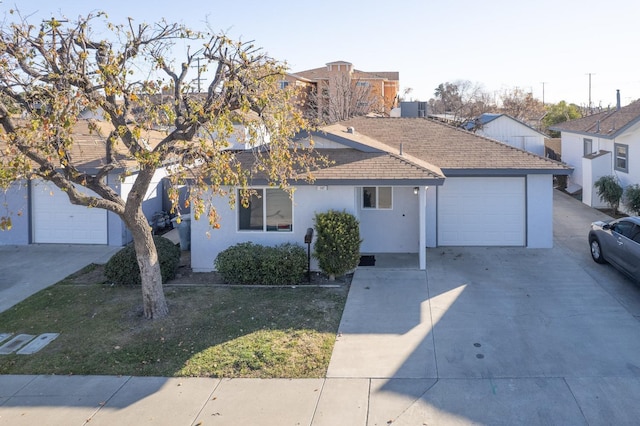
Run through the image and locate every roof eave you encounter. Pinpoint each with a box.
[552,129,616,140]
[440,168,573,176]
[251,177,446,186]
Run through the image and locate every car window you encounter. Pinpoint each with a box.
[612,221,635,239]
[631,225,640,244]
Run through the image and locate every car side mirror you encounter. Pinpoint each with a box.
[603,224,611,230]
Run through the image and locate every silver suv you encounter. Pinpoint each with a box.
[589,217,640,282]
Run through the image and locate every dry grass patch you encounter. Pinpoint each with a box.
[0,264,350,378]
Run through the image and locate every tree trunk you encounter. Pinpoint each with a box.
[128,209,169,319]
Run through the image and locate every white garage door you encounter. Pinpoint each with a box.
[437,177,525,246]
[32,181,108,244]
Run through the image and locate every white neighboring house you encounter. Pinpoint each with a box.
[0,119,168,246]
[190,116,571,272]
[550,99,640,210]
[463,113,548,157]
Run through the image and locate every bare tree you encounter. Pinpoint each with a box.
[0,12,321,319]
[499,87,545,123]
[305,73,386,124]
[429,80,494,123]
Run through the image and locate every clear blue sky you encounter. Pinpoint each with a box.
[9,0,640,108]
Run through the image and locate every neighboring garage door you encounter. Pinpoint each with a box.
[437,177,525,246]
[32,181,108,244]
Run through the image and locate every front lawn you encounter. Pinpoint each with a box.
[0,265,350,378]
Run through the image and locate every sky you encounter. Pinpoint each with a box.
[7,0,640,108]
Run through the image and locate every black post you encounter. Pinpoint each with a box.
[304,228,314,283]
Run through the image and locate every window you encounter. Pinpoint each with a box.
[278,81,289,90]
[362,187,392,209]
[583,138,593,156]
[355,81,370,87]
[238,189,292,232]
[612,220,635,239]
[614,143,628,172]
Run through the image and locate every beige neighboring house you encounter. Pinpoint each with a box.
[284,60,399,123]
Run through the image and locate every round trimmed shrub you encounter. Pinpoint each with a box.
[105,236,181,286]
[594,175,623,214]
[214,242,306,285]
[313,210,362,279]
[624,184,640,216]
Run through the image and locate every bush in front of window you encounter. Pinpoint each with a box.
[313,210,362,280]
[624,184,640,216]
[214,242,306,285]
[105,236,181,286]
[594,175,623,215]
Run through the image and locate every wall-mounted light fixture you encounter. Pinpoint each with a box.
[413,187,419,195]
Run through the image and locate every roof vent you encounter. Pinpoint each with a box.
[399,142,404,156]
[347,126,355,134]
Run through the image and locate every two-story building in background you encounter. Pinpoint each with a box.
[284,60,399,123]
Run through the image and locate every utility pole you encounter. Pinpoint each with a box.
[191,57,207,93]
[540,82,548,106]
[586,73,595,114]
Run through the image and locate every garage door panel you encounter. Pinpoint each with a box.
[32,182,108,244]
[438,177,525,246]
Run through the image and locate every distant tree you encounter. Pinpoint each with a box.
[542,101,583,137]
[0,12,321,319]
[499,87,545,123]
[398,87,414,102]
[429,80,493,123]
[432,82,462,114]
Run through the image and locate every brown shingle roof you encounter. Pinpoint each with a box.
[324,117,571,175]
[1,118,168,172]
[307,149,442,183]
[550,99,640,138]
[235,148,444,186]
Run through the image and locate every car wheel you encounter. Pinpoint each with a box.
[590,238,606,264]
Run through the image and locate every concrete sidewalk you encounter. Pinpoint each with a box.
[3,190,640,425]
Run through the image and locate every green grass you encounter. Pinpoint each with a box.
[0,266,349,378]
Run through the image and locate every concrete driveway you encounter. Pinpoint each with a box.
[327,190,640,425]
[3,191,640,425]
[0,244,119,313]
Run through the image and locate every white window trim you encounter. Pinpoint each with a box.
[237,188,294,232]
[362,186,393,210]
